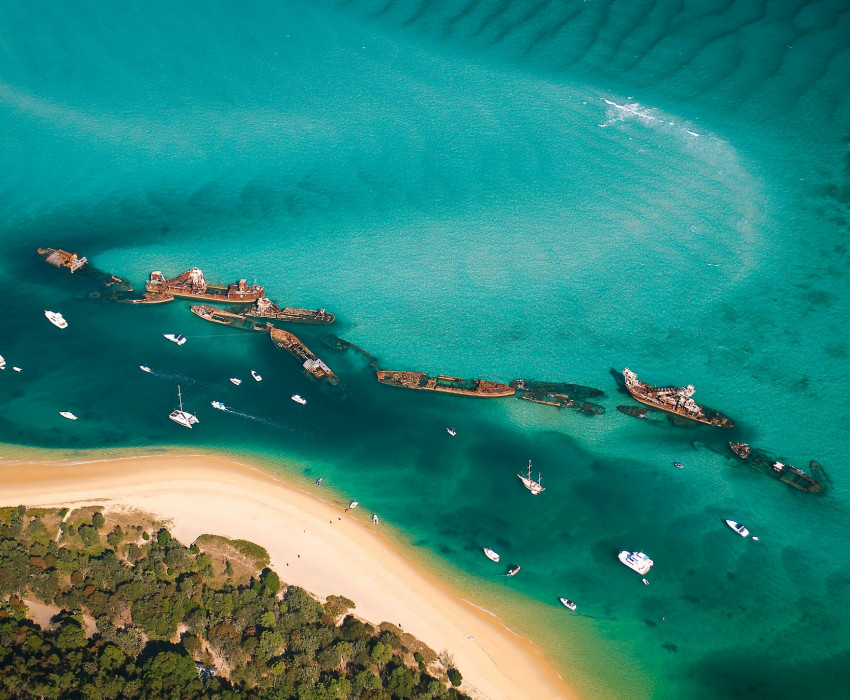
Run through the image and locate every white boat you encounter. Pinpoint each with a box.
[559,598,577,611]
[446,427,456,436]
[163,333,186,345]
[291,394,307,405]
[251,370,262,381]
[372,514,379,525]
[725,520,750,538]
[618,550,654,575]
[316,478,323,486]
[483,548,500,563]
[211,401,226,411]
[59,411,78,421]
[506,565,520,576]
[45,310,68,329]
[0,355,5,369]
[518,460,545,495]
[140,365,152,373]
[12,367,21,372]
[348,500,359,509]
[169,385,199,428]
[229,378,242,385]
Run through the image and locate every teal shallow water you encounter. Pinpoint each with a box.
[2,1,850,698]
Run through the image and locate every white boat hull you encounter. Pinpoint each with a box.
[725,520,750,538]
[45,311,68,329]
[483,548,500,563]
[618,550,654,575]
[169,410,198,428]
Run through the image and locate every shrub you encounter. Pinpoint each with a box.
[448,668,462,686]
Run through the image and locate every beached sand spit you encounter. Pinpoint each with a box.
[0,454,573,700]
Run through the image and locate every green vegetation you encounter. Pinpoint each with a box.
[0,505,469,699]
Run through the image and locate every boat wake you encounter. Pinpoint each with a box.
[220,407,287,430]
[140,369,217,390]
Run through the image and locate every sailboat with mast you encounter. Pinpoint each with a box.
[517,460,545,495]
[169,385,199,429]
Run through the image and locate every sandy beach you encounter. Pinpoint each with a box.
[0,453,575,700]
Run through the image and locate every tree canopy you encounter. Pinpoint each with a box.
[0,505,470,699]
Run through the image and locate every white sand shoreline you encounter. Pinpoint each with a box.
[0,453,575,700]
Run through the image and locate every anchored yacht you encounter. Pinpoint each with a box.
[45,311,68,329]
[518,460,545,495]
[483,548,500,563]
[169,386,199,428]
[618,550,654,575]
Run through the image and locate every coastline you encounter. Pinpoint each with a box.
[0,452,576,700]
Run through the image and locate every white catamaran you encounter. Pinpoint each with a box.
[517,460,545,495]
[169,385,199,429]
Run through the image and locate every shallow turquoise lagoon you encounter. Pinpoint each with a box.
[2,1,849,697]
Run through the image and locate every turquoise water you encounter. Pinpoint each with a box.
[2,1,850,697]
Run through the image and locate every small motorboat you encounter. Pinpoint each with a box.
[0,355,5,369]
[446,427,456,436]
[483,548,500,563]
[642,578,650,586]
[506,565,521,576]
[140,365,152,373]
[316,478,323,486]
[12,367,21,372]
[291,394,307,405]
[251,370,262,382]
[229,377,242,385]
[372,514,379,525]
[673,462,684,469]
[725,519,750,538]
[163,333,186,345]
[559,598,577,611]
[59,411,78,420]
[45,310,68,329]
[348,500,359,509]
[211,401,226,411]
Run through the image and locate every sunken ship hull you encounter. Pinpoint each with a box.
[729,443,822,493]
[269,327,340,385]
[512,378,605,413]
[146,268,264,303]
[38,248,133,292]
[191,305,271,332]
[376,371,515,398]
[244,297,334,324]
[622,368,733,428]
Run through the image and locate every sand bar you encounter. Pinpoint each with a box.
[0,453,575,700]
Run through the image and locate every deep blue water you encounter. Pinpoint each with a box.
[2,1,850,697]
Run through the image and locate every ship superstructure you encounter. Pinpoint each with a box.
[623,368,733,428]
[245,297,335,324]
[269,327,340,385]
[146,268,264,303]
